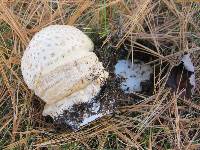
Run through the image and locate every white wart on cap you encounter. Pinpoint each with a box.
[21,25,109,121]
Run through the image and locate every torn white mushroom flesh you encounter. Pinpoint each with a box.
[114,59,153,93]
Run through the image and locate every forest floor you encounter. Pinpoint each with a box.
[1,0,200,149]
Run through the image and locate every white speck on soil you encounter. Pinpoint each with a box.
[80,113,103,126]
[91,101,100,113]
[114,59,153,93]
[181,54,195,72]
[190,74,196,92]
[181,54,195,91]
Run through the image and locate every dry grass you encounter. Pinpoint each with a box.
[1,0,200,149]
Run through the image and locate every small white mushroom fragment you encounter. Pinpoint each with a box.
[21,25,109,129]
[181,54,195,93]
[114,59,153,93]
[166,53,195,98]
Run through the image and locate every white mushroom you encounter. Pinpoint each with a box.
[21,25,108,120]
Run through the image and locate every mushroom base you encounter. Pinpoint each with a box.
[53,96,115,130]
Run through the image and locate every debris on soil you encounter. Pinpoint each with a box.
[166,53,195,98]
[54,97,114,130]
[114,59,153,93]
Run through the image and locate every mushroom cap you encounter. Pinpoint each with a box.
[21,25,94,90]
[21,25,108,118]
